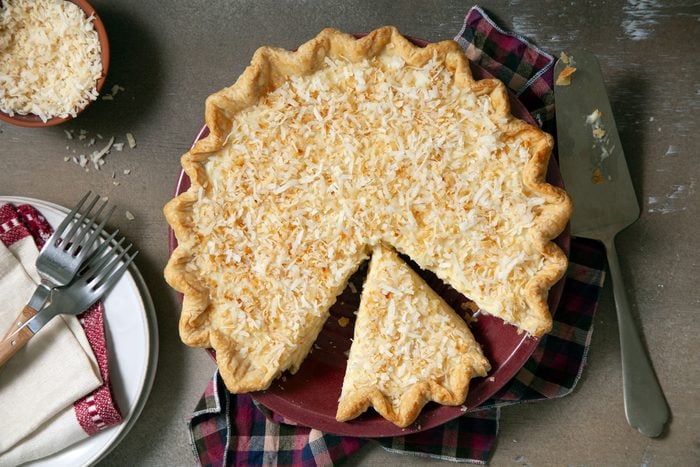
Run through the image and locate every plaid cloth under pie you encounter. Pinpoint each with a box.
[188,5,608,465]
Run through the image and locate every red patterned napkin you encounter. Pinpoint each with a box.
[0,203,122,464]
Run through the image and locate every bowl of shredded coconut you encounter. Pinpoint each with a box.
[0,0,109,127]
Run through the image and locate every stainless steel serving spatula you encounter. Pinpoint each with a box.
[554,49,669,437]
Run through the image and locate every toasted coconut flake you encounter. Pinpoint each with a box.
[164,27,571,395]
[0,0,102,121]
[555,66,577,86]
[126,132,136,149]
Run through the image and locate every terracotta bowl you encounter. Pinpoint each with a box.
[0,0,110,127]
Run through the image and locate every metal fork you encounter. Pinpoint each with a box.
[5,192,115,338]
[31,192,116,307]
[0,232,138,366]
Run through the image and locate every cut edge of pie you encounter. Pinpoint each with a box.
[336,244,490,427]
[164,26,572,392]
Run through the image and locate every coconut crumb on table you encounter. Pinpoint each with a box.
[86,136,115,171]
[125,210,134,221]
[126,132,136,149]
[63,129,136,180]
[101,84,125,101]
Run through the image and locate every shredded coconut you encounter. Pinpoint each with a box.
[88,136,114,170]
[339,245,489,410]
[111,84,124,96]
[189,49,550,383]
[0,0,102,121]
[555,66,576,86]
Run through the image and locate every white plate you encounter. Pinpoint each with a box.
[0,196,158,467]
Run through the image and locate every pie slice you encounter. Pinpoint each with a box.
[164,26,571,394]
[337,244,490,427]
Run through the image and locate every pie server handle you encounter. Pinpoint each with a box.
[605,236,670,437]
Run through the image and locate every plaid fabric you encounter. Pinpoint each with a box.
[485,238,606,404]
[189,376,365,467]
[188,6,608,465]
[374,408,499,464]
[455,5,555,132]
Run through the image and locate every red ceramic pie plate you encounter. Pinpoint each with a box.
[168,36,571,438]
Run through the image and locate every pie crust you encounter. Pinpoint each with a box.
[164,26,572,394]
[337,244,490,427]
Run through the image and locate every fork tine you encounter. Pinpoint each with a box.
[67,197,107,255]
[82,234,124,276]
[69,202,115,257]
[91,251,138,298]
[89,243,133,291]
[83,228,119,267]
[44,191,91,249]
[60,193,99,250]
[85,205,117,253]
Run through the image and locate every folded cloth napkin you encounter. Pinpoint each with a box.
[188,6,608,465]
[0,203,122,465]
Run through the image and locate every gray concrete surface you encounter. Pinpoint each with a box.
[1,1,697,465]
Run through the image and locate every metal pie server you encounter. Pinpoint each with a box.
[554,49,669,437]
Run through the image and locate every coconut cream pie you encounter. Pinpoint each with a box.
[164,26,571,395]
[337,244,490,427]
